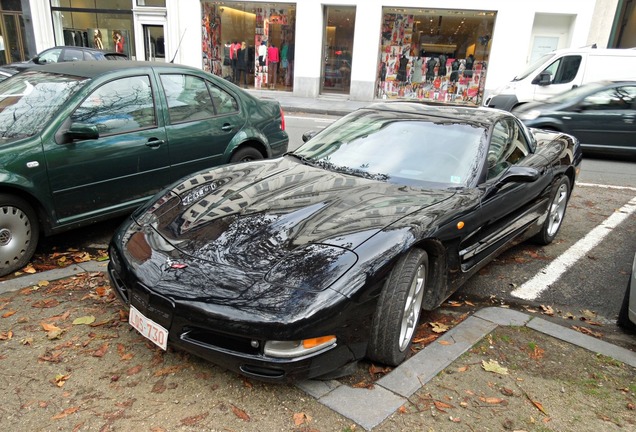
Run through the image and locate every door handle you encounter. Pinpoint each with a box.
[146,138,165,148]
[221,123,234,132]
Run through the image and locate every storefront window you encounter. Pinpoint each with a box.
[378,8,495,105]
[201,1,296,91]
[50,1,134,57]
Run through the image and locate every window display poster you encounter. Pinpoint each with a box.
[111,30,130,57]
[90,28,107,50]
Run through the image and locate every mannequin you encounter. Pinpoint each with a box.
[411,57,423,84]
[236,41,248,88]
[267,42,279,89]
[438,54,447,77]
[450,59,460,83]
[397,54,408,82]
[426,56,437,82]
[465,54,475,78]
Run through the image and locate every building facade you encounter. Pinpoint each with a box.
[8,0,636,104]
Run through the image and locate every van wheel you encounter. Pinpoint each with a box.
[230,146,264,163]
[0,194,39,277]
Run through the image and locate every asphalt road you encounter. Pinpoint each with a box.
[28,114,636,344]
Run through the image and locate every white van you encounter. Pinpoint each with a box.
[485,47,636,111]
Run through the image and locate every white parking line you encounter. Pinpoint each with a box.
[511,195,636,301]
[285,115,335,123]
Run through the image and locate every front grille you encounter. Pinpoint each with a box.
[130,283,175,329]
[181,327,261,356]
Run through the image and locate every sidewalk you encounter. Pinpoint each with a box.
[1,261,634,430]
[248,88,370,116]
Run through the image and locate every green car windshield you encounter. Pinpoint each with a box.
[0,71,85,141]
[293,110,485,188]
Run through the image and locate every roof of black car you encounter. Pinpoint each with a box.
[29,60,196,79]
[364,101,508,126]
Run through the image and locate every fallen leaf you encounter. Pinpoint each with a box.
[180,412,209,426]
[293,412,312,426]
[398,405,408,414]
[438,340,454,346]
[2,310,16,318]
[540,305,554,316]
[72,316,96,325]
[54,373,70,387]
[434,400,454,412]
[21,337,33,345]
[37,280,50,287]
[480,397,505,404]
[92,343,109,357]
[581,309,597,319]
[501,387,514,396]
[482,359,509,375]
[32,299,60,308]
[430,322,450,333]
[0,331,13,340]
[457,365,469,372]
[23,264,37,274]
[230,405,250,421]
[571,326,603,338]
[154,365,183,376]
[51,406,79,420]
[413,334,438,344]
[449,416,461,423]
[127,365,143,375]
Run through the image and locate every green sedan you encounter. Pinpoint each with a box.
[0,61,288,277]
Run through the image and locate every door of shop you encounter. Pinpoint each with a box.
[143,24,165,61]
[0,12,26,65]
[320,6,355,95]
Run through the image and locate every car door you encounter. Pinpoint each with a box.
[560,84,636,150]
[533,55,583,102]
[158,72,245,181]
[45,74,170,222]
[461,118,552,268]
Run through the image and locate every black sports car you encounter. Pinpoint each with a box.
[107,102,582,382]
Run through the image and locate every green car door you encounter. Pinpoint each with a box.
[45,74,171,223]
[158,73,245,181]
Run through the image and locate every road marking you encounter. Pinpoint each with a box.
[511,195,636,300]
[285,115,335,123]
[578,182,636,192]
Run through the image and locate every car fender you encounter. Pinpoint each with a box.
[223,125,271,161]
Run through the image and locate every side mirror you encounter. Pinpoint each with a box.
[535,71,552,86]
[302,130,318,143]
[32,56,43,65]
[499,166,540,185]
[67,123,99,141]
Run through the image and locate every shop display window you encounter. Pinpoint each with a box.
[378,8,495,105]
[201,1,296,91]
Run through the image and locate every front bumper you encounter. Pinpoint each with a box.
[107,259,366,383]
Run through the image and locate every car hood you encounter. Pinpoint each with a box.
[135,156,455,271]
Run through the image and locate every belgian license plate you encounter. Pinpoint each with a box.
[129,305,168,350]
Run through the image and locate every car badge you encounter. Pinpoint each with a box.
[166,259,187,269]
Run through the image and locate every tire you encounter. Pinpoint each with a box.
[230,146,264,163]
[367,249,428,366]
[0,194,40,277]
[534,176,570,245]
[617,275,636,333]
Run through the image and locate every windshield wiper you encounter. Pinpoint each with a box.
[284,151,317,166]
[312,159,390,181]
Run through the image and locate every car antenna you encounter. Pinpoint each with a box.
[170,27,188,63]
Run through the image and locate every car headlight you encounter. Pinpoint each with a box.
[517,109,541,121]
[263,336,337,358]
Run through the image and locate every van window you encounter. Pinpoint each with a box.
[542,55,581,85]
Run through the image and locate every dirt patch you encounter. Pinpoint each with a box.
[376,326,636,432]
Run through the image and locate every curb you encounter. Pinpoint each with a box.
[297,307,636,431]
[2,264,635,431]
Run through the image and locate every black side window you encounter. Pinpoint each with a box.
[582,85,636,111]
[71,75,156,135]
[553,55,581,84]
[160,74,216,124]
[62,48,85,62]
[487,119,530,179]
[206,82,239,114]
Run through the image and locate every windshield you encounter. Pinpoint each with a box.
[513,53,555,81]
[544,81,608,104]
[293,110,485,188]
[0,70,86,140]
